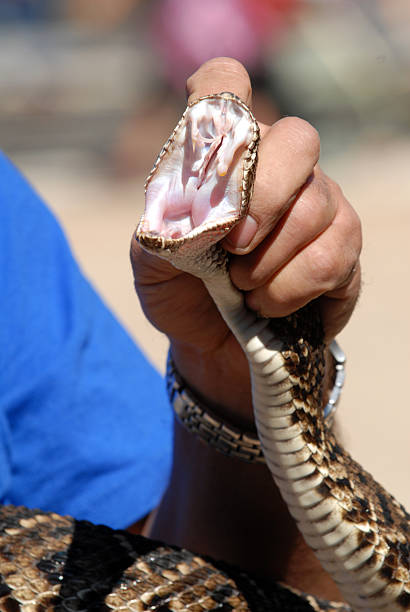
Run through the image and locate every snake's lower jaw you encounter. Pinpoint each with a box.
[137,93,259,252]
[136,231,177,254]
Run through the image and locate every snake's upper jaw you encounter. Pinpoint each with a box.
[136,93,259,257]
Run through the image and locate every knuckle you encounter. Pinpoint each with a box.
[307,242,345,289]
[248,284,297,318]
[291,200,320,239]
[279,117,321,162]
[345,204,363,253]
[297,182,334,226]
[267,286,294,311]
[335,195,363,259]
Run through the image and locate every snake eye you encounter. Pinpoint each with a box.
[138,94,258,245]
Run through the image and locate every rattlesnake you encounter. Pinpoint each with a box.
[0,93,408,612]
[137,92,409,610]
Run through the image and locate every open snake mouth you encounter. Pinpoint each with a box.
[138,93,258,247]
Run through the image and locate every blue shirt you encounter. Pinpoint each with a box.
[0,152,172,528]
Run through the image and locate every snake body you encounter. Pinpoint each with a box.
[137,93,410,611]
[0,504,352,611]
[0,93,408,612]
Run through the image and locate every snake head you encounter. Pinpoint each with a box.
[136,92,259,260]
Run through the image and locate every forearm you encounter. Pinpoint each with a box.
[170,339,253,430]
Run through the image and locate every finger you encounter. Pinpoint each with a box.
[320,263,361,341]
[186,57,253,106]
[245,199,362,322]
[131,238,181,286]
[223,117,321,253]
[230,167,337,290]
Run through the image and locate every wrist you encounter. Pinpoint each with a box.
[167,353,264,462]
[168,340,346,462]
[171,339,254,430]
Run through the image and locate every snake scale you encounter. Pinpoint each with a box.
[0,93,408,611]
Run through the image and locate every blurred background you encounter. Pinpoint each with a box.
[2,0,409,505]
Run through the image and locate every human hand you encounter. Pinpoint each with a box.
[131,57,362,428]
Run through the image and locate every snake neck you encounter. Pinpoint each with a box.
[206,283,409,612]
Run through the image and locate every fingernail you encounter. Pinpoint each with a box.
[226,215,258,249]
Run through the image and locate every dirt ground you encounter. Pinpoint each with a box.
[15,136,410,509]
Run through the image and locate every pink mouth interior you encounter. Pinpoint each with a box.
[142,97,253,240]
